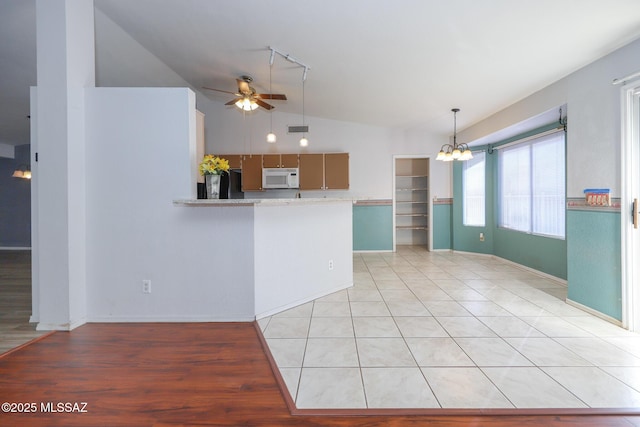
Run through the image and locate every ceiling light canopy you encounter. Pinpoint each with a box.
[437,108,473,162]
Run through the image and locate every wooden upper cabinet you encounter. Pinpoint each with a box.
[324,153,349,190]
[241,155,263,191]
[280,154,299,168]
[299,154,325,190]
[262,154,299,168]
[223,154,242,169]
[261,154,279,168]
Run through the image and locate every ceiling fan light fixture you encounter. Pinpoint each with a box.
[236,98,258,111]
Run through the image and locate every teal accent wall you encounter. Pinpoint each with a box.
[566,209,621,320]
[353,204,393,251]
[494,228,567,279]
[433,203,452,250]
[451,126,568,279]
[452,155,494,256]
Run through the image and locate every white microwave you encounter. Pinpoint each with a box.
[262,168,299,189]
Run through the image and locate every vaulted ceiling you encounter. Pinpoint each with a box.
[3,0,640,147]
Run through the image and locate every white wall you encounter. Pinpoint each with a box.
[458,37,640,198]
[254,201,353,317]
[85,88,255,321]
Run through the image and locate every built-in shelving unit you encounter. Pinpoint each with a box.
[394,158,429,248]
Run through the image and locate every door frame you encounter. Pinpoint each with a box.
[621,80,640,331]
[392,155,433,252]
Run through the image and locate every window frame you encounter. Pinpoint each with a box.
[462,151,486,227]
[497,129,566,240]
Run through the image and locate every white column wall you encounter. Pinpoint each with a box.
[34,0,95,330]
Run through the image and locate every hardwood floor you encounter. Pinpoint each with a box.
[0,322,638,427]
[1,251,640,426]
[0,250,47,354]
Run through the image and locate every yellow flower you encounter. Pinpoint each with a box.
[199,155,230,175]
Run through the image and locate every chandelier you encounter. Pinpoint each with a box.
[436,108,473,161]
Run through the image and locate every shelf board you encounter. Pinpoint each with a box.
[395,188,428,192]
[396,175,428,178]
[396,213,428,217]
[396,201,428,204]
[396,226,429,230]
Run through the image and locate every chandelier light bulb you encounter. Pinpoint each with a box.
[267,132,277,143]
[299,136,309,147]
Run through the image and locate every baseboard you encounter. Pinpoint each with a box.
[353,250,393,253]
[493,255,567,286]
[36,317,86,331]
[86,315,256,323]
[0,246,31,250]
[452,250,567,285]
[566,298,622,327]
[255,282,353,319]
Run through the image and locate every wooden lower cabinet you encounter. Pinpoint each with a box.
[299,153,349,190]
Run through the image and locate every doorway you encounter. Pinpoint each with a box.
[621,79,640,331]
[393,156,432,251]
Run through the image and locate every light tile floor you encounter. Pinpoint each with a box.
[258,247,640,409]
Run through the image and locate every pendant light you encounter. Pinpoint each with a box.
[12,165,31,179]
[436,108,473,161]
[266,50,277,143]
[266,47,311,147]
[299,70,308,147]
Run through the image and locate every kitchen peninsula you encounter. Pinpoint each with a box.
[173,197,354,318]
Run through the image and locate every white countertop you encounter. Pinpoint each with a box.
[173,198,355,207]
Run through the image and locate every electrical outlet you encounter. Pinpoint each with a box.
[328,260,334,270]
[142,279,151,294]
[479,232,485,242]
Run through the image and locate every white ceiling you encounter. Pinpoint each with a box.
[3,0,640,147]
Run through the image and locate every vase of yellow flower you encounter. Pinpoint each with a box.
[199,155,230,199]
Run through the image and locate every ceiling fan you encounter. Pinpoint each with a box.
[203,75,287,111]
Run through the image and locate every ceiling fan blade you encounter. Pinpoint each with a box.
[236,79,251,94]
[255,98,274,110]
[202,86,238,95]
[257,94,287,100]
[225,97,242,106]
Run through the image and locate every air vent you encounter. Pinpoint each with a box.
[288,125,309,133]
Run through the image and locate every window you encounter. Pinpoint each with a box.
[463,151,485,226]
[498,131,565,238]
